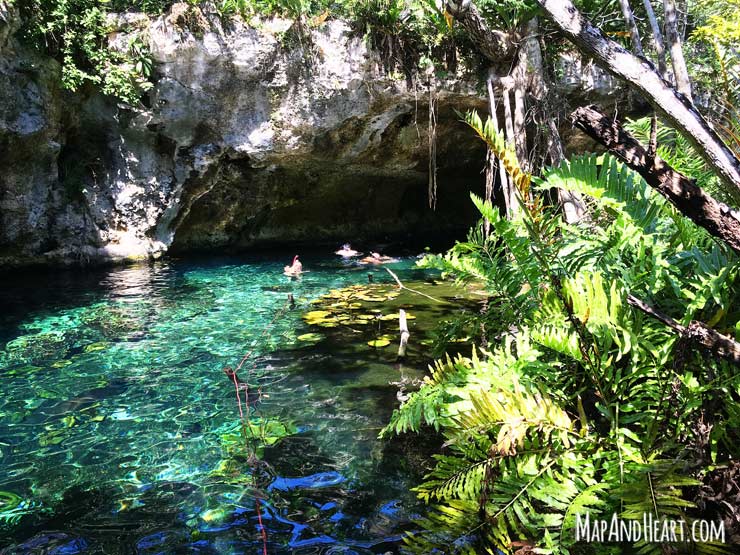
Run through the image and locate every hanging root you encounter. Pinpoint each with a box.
[428,75,438,210]
[484,148,495,237]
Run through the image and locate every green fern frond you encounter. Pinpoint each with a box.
[559,482,611,546]
[625,117,722,197]
[531,321,582,361]
[404,499,498,554]
[379,377,458,436]
[619,459,701,552]
[417,454,497,503]
[463,110,531,197]
[383,111,740,555]
[538,153,665,234]
[454,385,576,455]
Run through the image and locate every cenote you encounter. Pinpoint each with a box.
[5,0,740,552]
[0,253,465,554]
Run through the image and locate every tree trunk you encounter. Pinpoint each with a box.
[663,0,692,100]
[511,33,530,172]
[487,74,509,226]
[513,83,528,171]
[526,18,546,99]
[524,17,586,222]
[617,0,644,56]
[534,0,740,202]
[397,309,410,360]
[641,0,667,77]
[571,106,740,254]
[502,86,520,218]
[484,149,494,236]
[444,0,517,62]
[428,75,438,210]
[641,0,666,156]
[546,118,586,223]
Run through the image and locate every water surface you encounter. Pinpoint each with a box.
[0,254,453,554]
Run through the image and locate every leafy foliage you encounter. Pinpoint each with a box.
[10,0,470,102]
[476,0,538,30]
[688,0,740,163]
[383,111,740,554]
[625,117,730,203]
[15,0,155,104]
[110,0,177,12]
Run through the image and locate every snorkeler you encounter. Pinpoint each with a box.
[359,252,398,265]
[335,243,360,257]
[284,255,303,276]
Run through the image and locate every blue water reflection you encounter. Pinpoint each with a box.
[0,254,438,553]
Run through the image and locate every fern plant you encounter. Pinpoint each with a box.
[625,117,731,205]
[383,111,740,554]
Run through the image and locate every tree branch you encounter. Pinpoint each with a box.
[397,309,410,360]
[444,0,518,62]
[570,106,740,254]
[627,295,740,366]
[385,268,443,303]
[534,0,740,201]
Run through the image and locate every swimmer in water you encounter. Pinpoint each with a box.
[359,252,397,265]
[284,255,302,276]
[335,243,360,257]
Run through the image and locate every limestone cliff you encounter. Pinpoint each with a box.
[0,2,618,268]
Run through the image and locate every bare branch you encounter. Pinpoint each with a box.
[627,295,740,366]
[534,0,740,200]
[571,106,740,254]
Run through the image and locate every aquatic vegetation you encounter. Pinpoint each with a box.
[296,332,324,342]
[298,283,438,356]
[0,257,441,552]
[367,338,392,348]
[302,310,336,326]
[0,491,36,526]
[0,491,22,513]
[379,312,415,321]
[3,331,70,366]
[219,417,298,452]
[83,341,110,353]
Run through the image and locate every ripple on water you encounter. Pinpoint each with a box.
[0,256,440,553]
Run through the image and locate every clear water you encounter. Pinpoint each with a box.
[0,254,452,554]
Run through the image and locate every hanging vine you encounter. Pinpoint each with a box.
[428,70,438,210]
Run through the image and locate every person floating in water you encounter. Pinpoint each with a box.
[284,255,302,276]
[359,252,398,265]
[335,243,360,257]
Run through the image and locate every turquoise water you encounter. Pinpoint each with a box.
[0,254,445,554]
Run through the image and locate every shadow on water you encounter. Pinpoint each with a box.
[0,254,476,554]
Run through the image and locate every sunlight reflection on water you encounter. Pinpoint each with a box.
[0,255,439,554]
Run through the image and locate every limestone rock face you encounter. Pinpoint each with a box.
[1,5,490,267]
[0,1,93,266]
[0,3,620,267]
[137,12,488,254]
